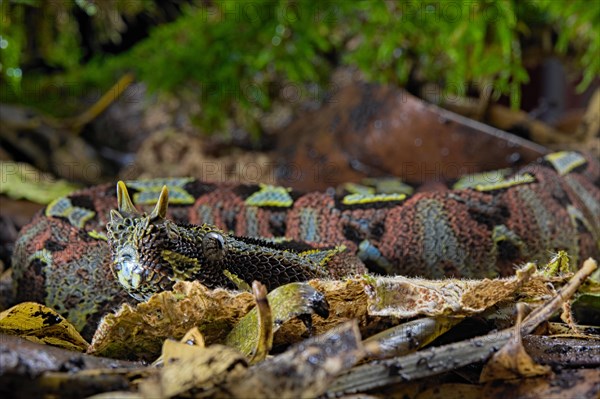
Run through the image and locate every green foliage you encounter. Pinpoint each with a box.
[2,0,599,134]
[0,0,151,114]
[344,1,531,105]
[116,1,346,134]
[0,1,26,93]
[537,0,600,91]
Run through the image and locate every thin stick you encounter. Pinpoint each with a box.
[326,258,597,396]
[69,73,135,133]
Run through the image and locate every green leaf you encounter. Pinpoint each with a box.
[0,162,80,204]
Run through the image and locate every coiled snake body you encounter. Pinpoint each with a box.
[12,151,600,338]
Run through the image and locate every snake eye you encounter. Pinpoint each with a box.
[203,231,226,262]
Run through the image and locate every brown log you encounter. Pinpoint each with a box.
[0,333,141,398]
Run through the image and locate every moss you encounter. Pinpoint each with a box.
[2,1,598,134]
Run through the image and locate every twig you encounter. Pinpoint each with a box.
[249,281,273,364]
[487,104,571,145]
[326,258,597,396]
[0,333,140,377]
[576,89,600,140]
[68,73,135,134]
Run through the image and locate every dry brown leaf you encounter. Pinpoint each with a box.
[326,259,597,395]
[88,267,562,361]
[364,263,536,317]
[88,281,255,360]
[151,326,208,368]
[225,281,328,358]
[99,321,364,399]
[274,278,393,347]
[89,280,330,360]
[0,302,88,351]
[88,277,395,361]
[480,304,551,382]
[179,326,206,347]
[247,281,273,364]
[139,343,248,398]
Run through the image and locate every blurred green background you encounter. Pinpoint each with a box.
[1,0,598,136]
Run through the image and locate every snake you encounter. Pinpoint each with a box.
[11,150,600,338]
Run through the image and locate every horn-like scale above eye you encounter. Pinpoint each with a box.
[203,231,226,262]
[116,181,140,216]
[149,185,169,220]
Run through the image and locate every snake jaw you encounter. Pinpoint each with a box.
[112,244,173,300]
[113,246,146,292]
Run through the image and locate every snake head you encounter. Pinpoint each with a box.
[107,181,173,300]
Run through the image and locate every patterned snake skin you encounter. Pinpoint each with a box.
[11,151,600,337]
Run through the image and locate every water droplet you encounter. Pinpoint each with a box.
[308,355,321,365]
[414,138,423,147]
[440,147,449,156]
[272,36,281,46]
[374,119,383,129]
[507,152,521,163]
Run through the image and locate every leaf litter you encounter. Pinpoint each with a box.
[1,256,598,398]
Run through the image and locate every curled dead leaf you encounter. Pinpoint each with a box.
[226,281,328,359]
[88,281,256,360]
[363,263,536,317]
[0,302,88,351]
[89,280,330,360]
[327,259,597,395]
[480,304,552,382]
